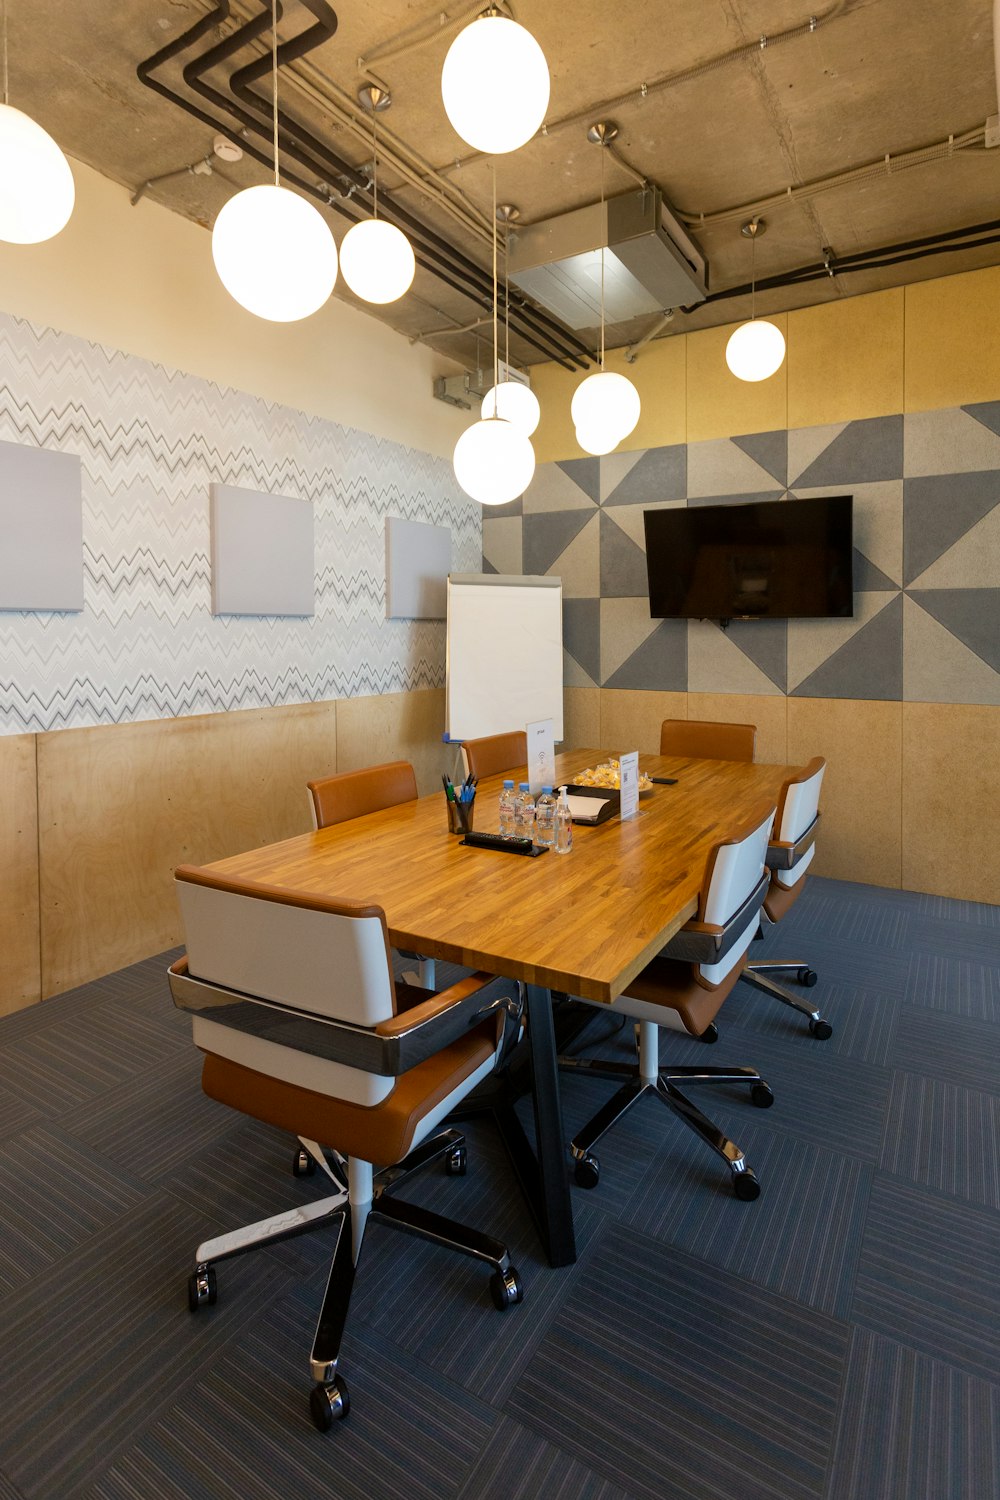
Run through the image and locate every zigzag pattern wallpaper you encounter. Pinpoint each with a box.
[0,312,480,733]
[483,410,1000,706]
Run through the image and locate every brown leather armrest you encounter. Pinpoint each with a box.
[376,973,500,1037]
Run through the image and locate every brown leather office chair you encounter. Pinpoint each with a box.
[561,803,777,1200]
[660,718,756,762]
[740,756,833,1039]
[307,761,433,986]
[308,760,418,829]
[171,867,524,1432]
[460,730,528,781]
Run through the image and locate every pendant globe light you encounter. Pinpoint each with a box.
[212,0,337,322]
[339,86,415,306]
[441,6,549,155]
[481,204,541,437]
[0,1,74,244]
[454,170,536,506]
[571,123,640,456]
[725,218,786,382]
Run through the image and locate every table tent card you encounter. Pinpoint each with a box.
[526,717,556,797]
[619,751,640,820]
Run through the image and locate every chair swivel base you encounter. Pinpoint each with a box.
[566,1059,774,1200]
[186,1127,523,1432]
[741,963,833,1039]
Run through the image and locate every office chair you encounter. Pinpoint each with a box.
[170,867,525,1432]
[460,730,528,781]
[307,760,434,987]
[560,803,777,1200]
[660,718,756,762]
[740,756,833,1039]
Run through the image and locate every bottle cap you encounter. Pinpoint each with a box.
[543,786,552,794]
[503,779,514,788]
[519,783,529,791]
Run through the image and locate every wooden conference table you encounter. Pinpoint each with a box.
[202,748,799,1267]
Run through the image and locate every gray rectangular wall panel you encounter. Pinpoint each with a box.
[211,483,315,617]
[385,516,451,619]
[0,440,83,612]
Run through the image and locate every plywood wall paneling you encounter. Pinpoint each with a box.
[685,315,788,444]
[902,702,1000,902]
[336,688,446,797]
[786,697,902,888]
[599,690,688,754]
[563,687,601,748]
[788,289,904,430]
[1,734,40,1014]
[687,693,788,765]
[37,700,340,997]
[904,266,1000,413]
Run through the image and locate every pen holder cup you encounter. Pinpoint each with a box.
[447,798,475,836]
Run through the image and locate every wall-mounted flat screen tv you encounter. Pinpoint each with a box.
[644,494,854,620]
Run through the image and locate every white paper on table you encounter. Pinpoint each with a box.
[562,793,613,824]
[526,717,556,797]
[619,750,640,820]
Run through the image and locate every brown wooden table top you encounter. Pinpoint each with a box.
[203,750,798,1005]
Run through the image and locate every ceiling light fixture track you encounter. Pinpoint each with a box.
[137,0,590,368]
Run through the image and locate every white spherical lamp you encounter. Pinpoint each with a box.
[453,416,536,506]
[481,380,540,436]
[570,370,641,445]
[725,319,786,382]
[339,218,415,304]
[441,14,550,154]
[575,422,621,457]
[0,104,74,244]
[212,184,337,322]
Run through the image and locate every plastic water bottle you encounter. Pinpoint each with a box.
[554,787,573,854]
[514,783,535,840]
[534,786,556,847]
[498,779,516,835]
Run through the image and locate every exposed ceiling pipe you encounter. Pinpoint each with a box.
[137,2,591,369]
[357,1,508,74]
[624,310,675,363]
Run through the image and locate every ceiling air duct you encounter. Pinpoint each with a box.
[508,188,708,329]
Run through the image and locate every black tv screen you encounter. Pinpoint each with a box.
[644,495,854,620]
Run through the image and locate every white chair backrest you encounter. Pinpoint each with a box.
[776,759,825,889]
[177,879,396,1027]
[699,806,773,985]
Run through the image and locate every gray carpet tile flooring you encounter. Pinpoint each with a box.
[0,875,998,1499]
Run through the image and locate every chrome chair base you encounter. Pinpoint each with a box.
[187,1126,522,1432]
[740,963,833,1039]
[564,1055,773,1201]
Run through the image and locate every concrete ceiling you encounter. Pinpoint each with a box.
[12,0,1000,375]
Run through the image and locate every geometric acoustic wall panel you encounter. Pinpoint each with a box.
[490,406,999,710]
[0,439,83,612]
[210,483,314,616]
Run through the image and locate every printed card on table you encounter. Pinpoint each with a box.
[619,751,640,820]
[526,717,556,797]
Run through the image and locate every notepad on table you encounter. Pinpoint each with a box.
[560,786,620,825]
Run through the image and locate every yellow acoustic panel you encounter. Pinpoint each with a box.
[788,289,904,429]
[902,702,1000,902]
[530,360,590,464]
[599,689,688,754]
[605,341,686,453]
[904,266,1000,413]
[0,733,40,1014]
[686,315,788,443]
[687,693,787,765]
[786,697,902,888]
[563,686,601,748]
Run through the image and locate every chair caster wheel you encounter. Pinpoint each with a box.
[573,1153,600,1189]
[310,1376,350,1432]
[699,1023,719,1044]
[293,1147,317,1178]
[188,1266,217,1311]
[445,1144,467,1176]
[809,1017,833,1040]
[798,968,818,987]
[490,1266,524,1310]
[733,1170,760,1202]
[750,1081,774,1109]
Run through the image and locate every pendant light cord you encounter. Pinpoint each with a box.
[372,110,379,220]
[599,142,606,369]
[492,164,499,417]
[271,0,279,186]
[751,222,757,321]
[504,221,510,378]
